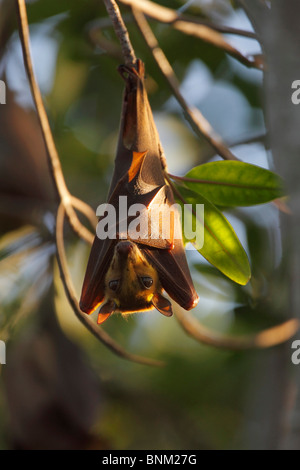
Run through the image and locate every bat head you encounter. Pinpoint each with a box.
[97,240,173,324]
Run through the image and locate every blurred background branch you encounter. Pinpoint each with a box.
[15,0,94,245]
[120,0,261,68]
[238,0,300,449]
[132,7,240,162]
[175,306,299,351]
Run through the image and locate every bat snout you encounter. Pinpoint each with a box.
[116,241,134,257]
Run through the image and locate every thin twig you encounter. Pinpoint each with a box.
[175,306,299,350]
[103,0,137,67]
[120,0,262,69]
[55,202,164,367]
[132,8,239,162]
[119,0,257,39]
[15,0,93,245]
[169,173,226,185]
[70,196,98,231]
[88,25,124,61]
[227,132,269,149]
[164,172,189,205]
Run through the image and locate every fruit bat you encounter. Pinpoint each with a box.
[80,59,198,324]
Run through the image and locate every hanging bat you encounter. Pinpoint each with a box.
[80,59,198,324]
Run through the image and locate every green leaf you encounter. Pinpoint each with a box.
[183,161,284,206]
[175,185,251,285]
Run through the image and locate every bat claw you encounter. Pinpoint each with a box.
[97,312,112,325]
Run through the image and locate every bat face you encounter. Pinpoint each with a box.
[97,240,173,324]
[105,240,160,313]
[80,59,199,325]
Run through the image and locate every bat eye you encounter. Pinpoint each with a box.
[140,277,153,289]
[109,280,119,291]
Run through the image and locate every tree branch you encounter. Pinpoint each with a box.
[15,0,94,245]
[175,306,299,351]
[120,0,262,69]
[132,8,240,162]
[103,0,137,67]
[120,0,257,38]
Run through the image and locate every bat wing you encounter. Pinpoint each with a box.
[143,241,199,311]
[80,236,117,314]
[79,169,169,315]
[107,60,166,198]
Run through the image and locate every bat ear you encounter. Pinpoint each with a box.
[152,293,173,317]
[97,300,116,325]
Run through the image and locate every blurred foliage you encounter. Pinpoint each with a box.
[0,0,288,450]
